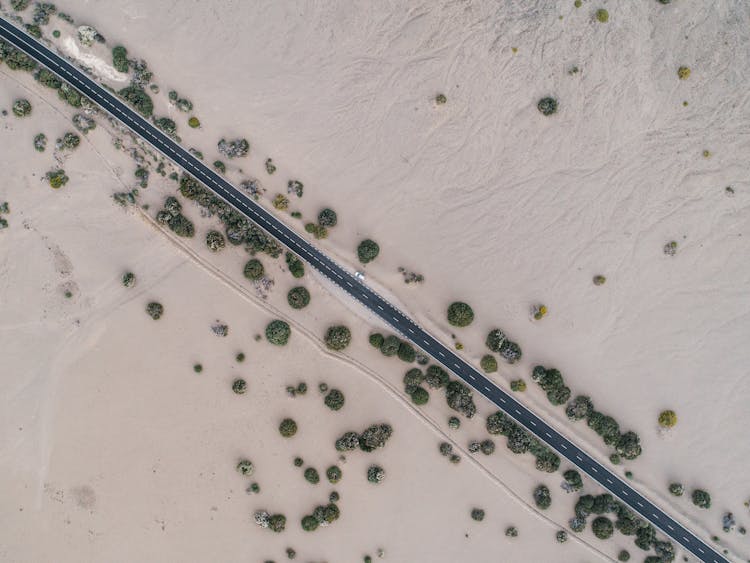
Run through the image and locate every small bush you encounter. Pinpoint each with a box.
[357,239,380,264]
[595,9,609,23]
[397,342,416,362]
[155,117,176,136]
[293,457,303,467]
[236,459,254,476]
[480,354,498,373]
[367,465,385,484]
[188,116,200,128]
[556,530,568,543]
[122,272,136,287]
[326,465,342,484]
[537,97,558,116]
[33,133,47,152]
[591,516,613,539]
[480,439,495,455]
[380,335,401,356]
[593,275,606,285]
[470,508,485,522]
[510,379,526,392]
[236,352,245,363]
[304,467,320,484]
[658,409,677,428]
[678,66,691,80]
[217,138,249,158]
[287,180,304,197]
[206,230,226,252]
[167,213,195,237]
[335,431,360,452]
[668,483,684,496]
[410,386,429,405]
[692,489,711,509]
[232,378,247,394]
[193,364,202,373]
[112,45,128,72]
[563,469,583,492]
[279,418,298,438]
[301,515,318,532]
[46,168,69,189]
[60,132,80,150]
[265,158,276,175]
[12,98,32,117]
[447,301,474,327]
[617,550,630,562]
[498,340,522,363]
[268,514,286,533]
[439,442,453,456]
[448,416,460,429]
[533,484,551,510]
[325,325,351,351]
[285,252,305,278]
[435,93,447,105]
[369,333,384,348]
[318,208,337,227]
[146,301,163,320]
[485,329,506,352]
[266,320,291,345]
[243,259,264,281]
[505,526,518,537]
[324,389,345,411]
[287,286,310,309]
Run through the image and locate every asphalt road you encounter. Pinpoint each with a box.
[0,16,728,563]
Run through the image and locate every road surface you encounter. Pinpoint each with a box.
[0,16,727,563]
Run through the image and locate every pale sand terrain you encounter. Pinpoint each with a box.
[1,0,750,562]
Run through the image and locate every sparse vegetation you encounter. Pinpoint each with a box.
[265,158,276,175]
[59,131,80,150]
[325,325,351,351]
[146,301,163,320]
[445,379,477,418]
[287,286,310,309]
[357,239,380,264]
[12,98,32,117]
[266,320,291,346]
[217,138,249,158]
[447,301,474,327]
[279,418,298,438]
[448,416,460,429]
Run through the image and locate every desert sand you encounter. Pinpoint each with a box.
[1,1,749,562]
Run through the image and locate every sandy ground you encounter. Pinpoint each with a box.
[1,0,750,562]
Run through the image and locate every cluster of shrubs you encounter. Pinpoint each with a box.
[368,332,419,363]
[254,510,286,533]
[335,423,392,452]
[402,368,430,406]
[285,381,307,397]
[0,201,10,230]
[179,174,282,256]
[285,252,305,278]
[32,68,90,110]
[437,441,461,464]
[304,207,337,239]
[531,365,571,405]
[300,500,340,532]
[560,390,643,460]
[287,180,304,198]
[217,138,249,158]
[119,85,153,117]
[156,196,195,237]
[167,89,193,112]
[46,169,69,189]
[486,411,560,472]
[571,492,675,560]
[57,131,80,150]
[486,329,522,363]
[467,439,495,455]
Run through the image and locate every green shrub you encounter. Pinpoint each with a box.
[537,97,558,116]
[563,470,583,492]
[357,239,380,264]
[556,530,568,543]
[243,258,264,280]
[0,39,38,71]
[565,395,593,421]
[11,0,31,11]
[146,301,163,320]
[533,484,551,510]
[304,222,328,239]
[470,508,485,522]
[265,158,276,175]
[304,467,320,484]
[448,416,460,429]
[498,340,522,363]
[232,378,247,394]
[206,230,225,252]
[33,133,47,152]
[358,423,393,452]
[410,386,429,405]
[236,459,254,476]
[268,514,286,533]
[279,418,297,437]
[447,301,474,327]
[334,431,360,452]
[510,379,526,392]
[367,465,385,483]
[615,431,642,460]
[403,368,424,387]
[325,325,351,351]
[593,275,606,286]
[213,160,226,173]
[658,409,677,428]
[692,489,711,509]
[397,342,416,362]
[155,117,177,136]
[591,516,613,539]
[122,272,136,287]
[668,483,684,496]
[193,364,202,373]
[266,320,291,345]
[369,333,384,348]
[217,138,249,158]
[617,550,630,562]
[118,85,153,117]
[285,252,304,278]
[326,465,342,484]
[505,526,518,537]
[60,131,80,149]
[287,286,310,309]
[425,365,449,389]
[324,389,345,411]
[287,180,304,197]
[480,439,495,455]
[317,208,337,227]
[380,335,400,356]
[301,515,318,532]
[435,93,447,105]
[167,213,194,237]
[439,442,453,456]
[485,329,505,352]
[480,354,498,373]
[293,457,303,467]
[112,45,128,72]
[12,98,32,117]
